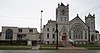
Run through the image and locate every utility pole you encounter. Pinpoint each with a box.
[88,27,90,44]
[40,10,43,49]
[55,23,58,50]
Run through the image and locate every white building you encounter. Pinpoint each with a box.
[1,26,40,45]
[42,3,100,44]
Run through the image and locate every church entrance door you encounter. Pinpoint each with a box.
[62,33,67,41]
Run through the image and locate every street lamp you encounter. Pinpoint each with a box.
[40,10,43,49]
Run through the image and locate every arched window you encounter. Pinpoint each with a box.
[5,29,13,40]
[73,24,83,39]
[91,35,94,41]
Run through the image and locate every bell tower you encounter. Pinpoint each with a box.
[85,13,95,32]
[56,3,69,45]
[56,3,69,24]
[85,13,95,42]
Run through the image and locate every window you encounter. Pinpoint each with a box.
[91,22,94,30]
[29,29,33,32]
[52,34,55,38]
[53,28,54,31]
[47,28,49,31]
[38,36,41,39]
[95,36,97,40]
[17,34,26,40]
[62,10,65,15]
[19,29,22,32]
[47,33,49,38]
[5,29,13,40]
[91,35,94,41]
[17,34,22,40]
[61,17,63,21]
[85,31,87,39]
[69,31,71,39]
[47,41,49,44]
[73,24,83,39]
[65,17,66,22]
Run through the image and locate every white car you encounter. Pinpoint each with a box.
[67,39,74,43]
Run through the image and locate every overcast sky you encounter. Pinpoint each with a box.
[0,0,100,32]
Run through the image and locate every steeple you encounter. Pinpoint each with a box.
[93,14,95,17]
[88,13,92,17]
[58,3,60,7]
[61,2,65,6]
[85,13,95,19]
[67,3,69,6]
[56,2,69,24]
[57,2,69,7]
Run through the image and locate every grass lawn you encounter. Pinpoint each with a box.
[40,44,100,50]
[41,44,56,47]
[39,44,57,50]
[85,47,100,50]
[76,44,100,47]
[76,44,100,50]
[0,45,32,50]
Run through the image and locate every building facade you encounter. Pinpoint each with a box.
[1,26,40,45]
[42,3,100,44]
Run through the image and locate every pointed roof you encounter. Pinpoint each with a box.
[67,3,69,6]
[88,13,92,17]
[70,14,87,27]
[76,14,79,18]
[85,13,95,19]
[70,14,82,22]
[61,2,65,6]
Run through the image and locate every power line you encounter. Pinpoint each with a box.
[80,4,100,16]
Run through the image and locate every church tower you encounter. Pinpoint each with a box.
[56,3,69,24]
[85,13,95,31]
[85,13,95,42]
[56,3,69,45]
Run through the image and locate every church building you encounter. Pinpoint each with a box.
[42,3,100,45]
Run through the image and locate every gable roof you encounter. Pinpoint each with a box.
[69,14,88,27]
[60,26,68,33]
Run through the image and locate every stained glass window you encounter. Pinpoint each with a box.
[73,24,83,39]
[6,29,13,40]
